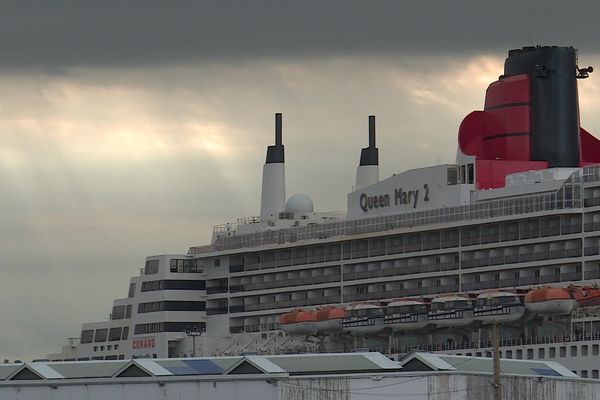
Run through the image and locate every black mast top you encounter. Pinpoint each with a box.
[359,115,379,166]
[266,113,285,164]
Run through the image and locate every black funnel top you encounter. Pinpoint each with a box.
[504,46,581,167]
[266,113,285,164]
[359,115,379,166]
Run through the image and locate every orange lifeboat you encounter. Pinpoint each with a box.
[278,309,317,335]
[573,286,600,307]
[524,287,577,315]
[313,307,345,332]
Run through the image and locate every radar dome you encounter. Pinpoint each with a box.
[286,194,314,215]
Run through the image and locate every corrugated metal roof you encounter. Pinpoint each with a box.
[133,359,173,376]
[240,356,286,374]
[263,353,396,374]
[0,365,21,380]
[401,352,578,378]
[27,364,64,380]
[155,359,224,376]
[48,361,128,379]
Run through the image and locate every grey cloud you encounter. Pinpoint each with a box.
[1,0,599,68]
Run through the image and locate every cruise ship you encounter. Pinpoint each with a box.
[51,45,600,378]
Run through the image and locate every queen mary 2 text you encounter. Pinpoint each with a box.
[359,185,430,212]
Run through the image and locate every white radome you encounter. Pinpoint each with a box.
[286,194,314,215]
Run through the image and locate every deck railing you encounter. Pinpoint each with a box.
[189,167,596,254]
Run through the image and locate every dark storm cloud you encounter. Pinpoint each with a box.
[1,0,599,68]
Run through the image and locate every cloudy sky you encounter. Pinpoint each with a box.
[2,1,600,360]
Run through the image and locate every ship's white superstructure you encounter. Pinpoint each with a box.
[49,45,600,379]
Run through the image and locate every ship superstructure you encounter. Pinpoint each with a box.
[51,46,600,378]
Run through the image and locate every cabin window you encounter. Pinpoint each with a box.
[467,163,474,184]
[538,348,545,359]
[582,345,589,356]
[527,349,533,359]
[549,347,556,358]
[94,329,108,343]
[560,346,567,357]
[447,167,459,185]
[593,370,599,379]
[593,345,599,355]
[571,346,577,356]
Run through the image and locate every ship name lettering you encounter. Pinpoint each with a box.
[395,188,419,209]
[359,193,390,212]
[132,337,156,350]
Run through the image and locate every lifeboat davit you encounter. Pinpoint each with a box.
[525,287,577,315]
[428,295,474,328]
[278,309,317,335]
[474,291,525,324]
[384,299,429,331]
[314,307,345,332]
[342,303,385,335]
[573,286,600,307]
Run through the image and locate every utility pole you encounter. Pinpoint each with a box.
[185,329,202,358]
[492,323,502,400]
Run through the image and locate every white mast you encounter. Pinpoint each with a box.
[260,113,286,220]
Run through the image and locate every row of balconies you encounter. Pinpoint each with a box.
[238,295,342,312]
[461,248,583,269]
[461,225,581,246]
[342,284,461,302]
[229,274,341,292]
[343,262,459,281]
[226,220,588,274]
[461,273,582,291]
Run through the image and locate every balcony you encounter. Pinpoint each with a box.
[387,245,404,254]
[461,237,480,246]
[518,276,539,286]
[584,198,600,207]
[540,227,561,237]
[586,270,600,279]
[479,280,500,289]
[229,265,244,273]
[500,232,520,242]
[229,305,245,313]
[481,234,500,244]
[324,252,341,262]
[540,275,560,284]
[441,239,459,248]
[498,278,519,287]
[489,256,505,265]
[585,222,600,232]
[519,253,534,262]
[504,254,519,264]
[206,286,228,295]
[206,306,228,315]
[585,246,600,256]
[562,225,582,234]
[560,272,582,282]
